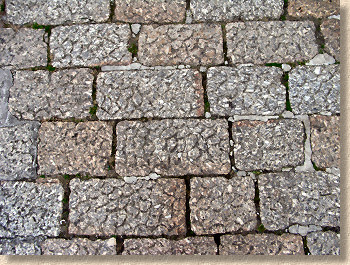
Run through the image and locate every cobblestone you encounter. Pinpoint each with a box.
[50,24,131,67]
[288,0,340,18]
[321,19,340,61]
[190,177,256,234]
[310,115,340,168]
[0,68,12,126]
[307,231,340,255]
[0,237,43,255]
[0,180,63,237]
[96,69,203,119]
[289,65,340,115]
[259,171,340,230]
[207,66,285,116]
[69,178,186,236]
[220,234,304,255]
[5,0,110,25]
[9,69,94,120]
[38,122,112,176]
[115,119,230,177]
[138,24,223,66]
[41,238,116,255]
[0,122,39,180]
[123,237,216,255]
[0,28,47,68]
[226,21,318,64]
[232,119,304,171]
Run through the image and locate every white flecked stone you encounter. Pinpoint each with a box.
[306,53,335,65]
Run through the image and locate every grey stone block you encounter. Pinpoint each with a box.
[0,68,12,126]
[307,231,340,255]
[321,19,340,62]
[288,0,340,18]
[0,237,43,255]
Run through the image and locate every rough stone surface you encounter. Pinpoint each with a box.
[232,119,304,171]
[0,237,43,255]
[50,24,131,67]
[307,231,340,255]
[310,115,340,168]
[41,238,116,255]
[288,0,340,18]
[0,28,47,68]
[288,224,322,236]
[306,53,336,65]
[0,122,39,180]
[321,19,340,61]
[207,66,285,116]
[5,0,110,25]
[114,0,186,23]
[226,21,318,64]
[9,69,94,120]
[190,177,257,234]
[220,234,304,255]
[96,69,204,119]
[0,68,12,126]
[115,119,230,177]
[259,171,340,230]
[0,180,64,237]
[190,0,284,21]
[289,65,340,114]
[69,178,186,236]
[123,237,216,255]
[139,24,223,66]
[38,122,112,176]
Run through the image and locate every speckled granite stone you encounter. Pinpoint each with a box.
[0,237,43,255]
[0,68,12,126]
[307,231,340,255]
[321,19,340,62]
[288,0,340,18]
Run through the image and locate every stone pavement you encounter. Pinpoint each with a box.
[0,0,340,256]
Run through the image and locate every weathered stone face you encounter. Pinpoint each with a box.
[0,68,12,126]
[288,0,340,18]
[321,19,340,62]
[0,237,44,255]
[307,231,340,255]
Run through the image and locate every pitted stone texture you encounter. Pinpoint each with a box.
[307,231,340,255]
[96,69,204,119]
[0,122,39,180]
[321,19,340,62]
[123,237,217,255]
[259,171,340,230]
[289,65,340,114]
[0,28,47,68]
[0,68,12,126]
[139,24,224,66]
[207,66,285,116]
[0,237,43,255]
[0,181,63,237]
[69,178,186,236]
[190,0,284,21]
[226,21,318,64]
[288,0,340,18]
[310,115,340,168]
[38,122,112,176]
[114,0,186,23]
[41,238,116,255]
[9,69,94,120]
[115,119,230,177]
[190,177,256,235]
[220,234,304,255]
[232,119,304,171]
[50,24,131,67]
[5,0,110,25]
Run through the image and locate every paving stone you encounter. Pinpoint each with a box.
[307,231,340,255]
[321,19,340,62]
[310,115,340,168]
[226,21,318,64]
[114,0,186,23]
[38,122,112,176]
[288,0,340,18]
[0,68,12,126]
[138,24,223,66]
[288,224,322,236]
[0,122,39,180]
[9,69,94,120]
[0,28,47,68]
[190,0,284,22]
[232,119,304,171]
[41,238,116,255]
[190,177,256,235]
[207,66,285,116]
[220,234,304,255]
[96,69,204,119]
[115,119,230,177]
[69,178,186,236]
[259,171,340,230]
[123,237,217,255]
[0,180,64,237]
[289,65,340,115]
[50,24,131,67]
[0,237,43,255]
[5,0,110,25]
[306,53,336,66]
